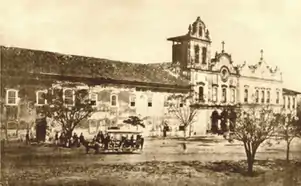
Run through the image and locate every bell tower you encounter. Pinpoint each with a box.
[167,16,212,71]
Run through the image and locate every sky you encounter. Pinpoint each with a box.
[1,0,301,91]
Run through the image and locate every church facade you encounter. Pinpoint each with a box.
[166,17,299,135]
[1,17,300,138]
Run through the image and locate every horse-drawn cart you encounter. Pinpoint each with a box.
[84,130,144,154]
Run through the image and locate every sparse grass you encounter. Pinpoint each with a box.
[1,141,301,186]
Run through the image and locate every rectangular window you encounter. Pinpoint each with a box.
[231,89,235,103]
[244,89,248,103]
[202,47,207,64]
[36,91,47,105]
[90,93,97,105]
[222,88,227,103]
[288,97,291,109]
[6,89,18,105]
[212,87,218,102]
[267,91,270,103]
[148,97,152,107]
[64,89,74,106]
[164,96,169,107]
[283,96,286,108]
[261,90,265,103]
[293,97,296,109]
[129,95,136,107]
[195,45,200,63]
[276,92,279,104]
[111,94,118,106]
[199,86,204,101]
[255,90,259,103]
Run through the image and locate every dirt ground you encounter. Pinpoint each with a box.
[1,137,301,186]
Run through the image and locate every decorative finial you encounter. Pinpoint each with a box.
[188,24,192,35]
[197,16,200,21]
[260,49,264,60]
[221,41,225,53]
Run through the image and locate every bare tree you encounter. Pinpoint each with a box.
[41,88,95,139]
[167,94,198,138]
[275,109,300,162]
[231,104,279,175]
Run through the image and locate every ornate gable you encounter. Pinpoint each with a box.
[238,56,282,81]
[210,52,238,75]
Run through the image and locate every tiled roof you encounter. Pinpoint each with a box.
[1,46,190,88]
[283,88,301,95]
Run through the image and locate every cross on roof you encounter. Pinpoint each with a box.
[221,41,225,52]
[260,49,264,60]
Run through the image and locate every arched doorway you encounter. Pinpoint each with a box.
[210,110,219,134]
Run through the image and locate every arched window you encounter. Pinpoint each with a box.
[198,86,204,101]
[199,26,203,36]
[111,94,118,106]
[288,97,291,109]
[244,89,248,103]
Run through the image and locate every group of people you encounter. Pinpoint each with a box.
[89,131,144,150]
[52,130,144,151]
[211,108,237,135]
[54,131,85,148]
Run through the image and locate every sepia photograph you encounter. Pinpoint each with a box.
[0,0,301,185]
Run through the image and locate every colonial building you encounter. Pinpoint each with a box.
[1,16,300,138]
[167,16,300,135]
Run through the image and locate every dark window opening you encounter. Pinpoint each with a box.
[261,91,265,103]
[244,89,248,103]
[148,97,152,107]
[202,47,207,64]
[199,86,204,101]
[255,90,259,103]
[267,91,270,103]
[129,95,136,107]
[195,45,200,64]
[111,95,117,106]
[222,88,227,103]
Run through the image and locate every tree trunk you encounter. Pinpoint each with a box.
[65,128,73,139]
[247,156,254,175]
[286,141,291,162]
[244,142,255,176]
[183,128,186,139]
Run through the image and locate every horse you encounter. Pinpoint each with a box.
[80,140,101,154]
